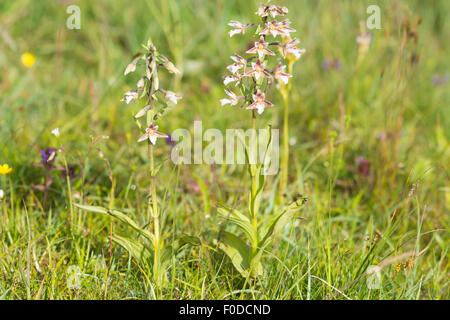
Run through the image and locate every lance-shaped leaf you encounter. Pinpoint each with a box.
[172,234,202,253]
[259,198,305,250]
[249,249,264,277]
[113,234,153,267]
[216,232,251,277]
[75,204,154,243]
[217,205,257,246]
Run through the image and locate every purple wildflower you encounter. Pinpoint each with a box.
[166,134,175,147]
[40,148,57,165]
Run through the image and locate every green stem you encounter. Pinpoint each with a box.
[61,147,75,233]
[280,94,289,196]
[250,110,258,256]
[148,143,160,287]
[279,62,294,201]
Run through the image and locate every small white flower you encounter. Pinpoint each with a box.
[267,5,288,18]
[244,60,271,81]
[260,20,295,38]
[247,89,274,114]
[256,4,288,18]
[228,21,252,37]
[220,89,244,106]
[278,20,296,37]
[0,189,4,199]
[273,62,292,85]
[281,38,306,60]
[165,91,182,104]
[51,128,60,137]
[224,73,242,86]
[121,90,139,104]
[246,36,275,59]
[137,124,168,145]
[227,64,241,74]
[231,54,246,64]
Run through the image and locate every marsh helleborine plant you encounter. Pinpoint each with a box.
[121,39,183,286]
[76,39,192,290]
[224,2,305,201]
[218,2,306,278]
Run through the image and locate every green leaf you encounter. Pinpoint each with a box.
[216,232,251,277]
[112,234,153,267]
[194,175,211,215]
[259,199,305,249]
[172,234,201,253]
[249,250,264,277]
[217,205,257,246]
[74,204,154,243]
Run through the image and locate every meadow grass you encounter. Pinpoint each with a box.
[0,0,448,299]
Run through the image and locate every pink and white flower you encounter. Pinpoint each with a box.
[227,54,247,74]
[220,89,244,106]
[228,21,252,37]
[231,54,247,66]
[246,36,275,59]
[260,20,296,38]
[278,20,296,36]
[121,90,139,104]
[256,3,267,17]
[247,89,274,114]
[137,124,168,145]
[273,62,292,85]
[260,20,283,37]
[268,5,288,18]
[257,4,288,18]
[164,91,182,104]
[260,20,295,38]
[244,60,271,81]
[280,38,306,60]
[224,72,242,86]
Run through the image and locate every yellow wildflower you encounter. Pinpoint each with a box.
[0,164,13,175]
[21,52,36,68]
